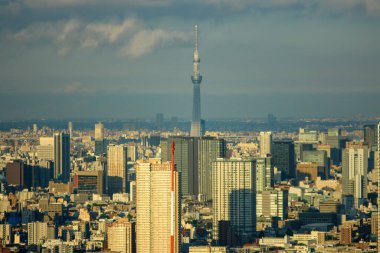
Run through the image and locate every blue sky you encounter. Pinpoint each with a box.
[0,0,380,119]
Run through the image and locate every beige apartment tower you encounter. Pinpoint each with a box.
[107,219,135,253]
[107,145,128,194]
[259,131,272,157]
[212,158,256,243]
[136,161,181,253]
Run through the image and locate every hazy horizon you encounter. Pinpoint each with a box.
[1,0,379,119]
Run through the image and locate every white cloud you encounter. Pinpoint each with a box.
[123,29,191,58]
[5,17,188,58]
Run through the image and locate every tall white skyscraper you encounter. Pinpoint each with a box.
[107,145,128,194]
[342,142,369,207]
[212,158,256,243]
[259,131,272,157]
[190,25,203,137]
[136,161,181,253]
[28,222,47,245]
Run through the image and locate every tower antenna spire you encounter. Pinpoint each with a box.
[195,24,198,51]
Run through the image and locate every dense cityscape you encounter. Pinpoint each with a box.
[1,1,380,253]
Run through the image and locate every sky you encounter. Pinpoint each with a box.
[0,0,380,120]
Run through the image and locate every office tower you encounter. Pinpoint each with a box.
[107,145,128,195]
[37,137,54,161]
[161,137,198,196]
[294,142,314,162]
[259,132,272,157]
[28,222,48,245]
[298,128,318,143]
[326,128,346,165]
[256,188,288,220]
[339,225,352,244]
[33,123,38,133]
[212,159,256,244]
[73,170,104,195]
[156,113,164,130]
[95,122,106,155]
[127,143,138,162]
[302,150,329,169]
[54,132,70,182]
[255,157,273,192]
[198,137,226,200]
[190,25,203,137]
[136,161,181,253]
[267,113,277,128]
[5,160,24,187]
[107,219,136,253]
[272,140,295,179]
[364,124,378,150]
[296,162,328,181]
[0,224,12,245]
[68,121,73,137]
[342,142,369,207]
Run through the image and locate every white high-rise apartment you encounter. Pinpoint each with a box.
[95,122,104,140]
[259,131,272,157]
[28,222,47,245]
[136,161,180,253]
[212,158,256,243]
[342,142,369,207]
[107,219,135,253]
[256,188,288,220]
[107,145,128,194]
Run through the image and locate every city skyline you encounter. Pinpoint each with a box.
[0,1,380,119]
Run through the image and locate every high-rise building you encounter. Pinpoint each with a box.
[54,132,70,182]
[272,140,295,179]
[95,122,104,140]
[0,224,12,245]
[127,143,138,162]
[68,121,73,137]
[256,188,288,220]
[33,123,38,134]
[326,128,346,165]
[107,145,128,195]
[28,222,48,245]
[255,157,273,192]
[95,122,106,155]
[37,137,54,161]
[161,137,198,196]
[364,124,378,150]
[296,162,328,182]
[342,142,369,207]
[136,161,181,253]
[107,219,136,253]
[212,158,256,244]
[198,137,226,200]
[73,170,104,195]
[156,113,164,130]
[190,25,203,137]
[259,132,272,157]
